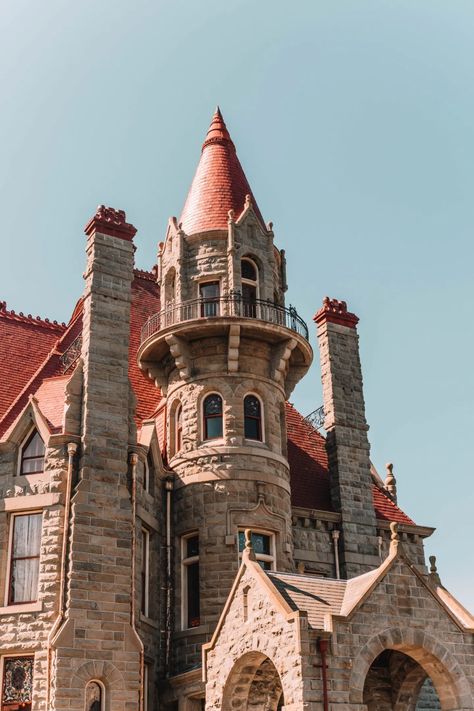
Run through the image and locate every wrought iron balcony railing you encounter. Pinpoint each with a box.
[141,295,309,343]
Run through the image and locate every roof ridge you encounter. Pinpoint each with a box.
[134,267,157,282]
[0,301,66,331]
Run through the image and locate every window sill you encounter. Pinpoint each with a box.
[0,601,42,615]
[174,624,210,639]
[139,612,159,629]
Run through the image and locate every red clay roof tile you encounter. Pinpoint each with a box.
[179,108,265,234]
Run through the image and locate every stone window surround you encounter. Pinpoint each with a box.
[4,509,43,608]
[181,532,200,631]
[0,652,35,709]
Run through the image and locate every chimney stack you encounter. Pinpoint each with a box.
[314,297,379,578]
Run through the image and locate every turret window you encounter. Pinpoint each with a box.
[19,429,45,475]
[244,395,263,441]
[175,404,183,453]
[85,680,104,711]
[241,258,258,318]
[199,281,220,317]
[203,394,223,440]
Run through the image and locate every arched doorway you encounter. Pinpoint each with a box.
[363,650,441,710]
[222,652,284,711]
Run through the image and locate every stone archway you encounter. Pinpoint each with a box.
[350,627,473,711]
[221,651,284,711]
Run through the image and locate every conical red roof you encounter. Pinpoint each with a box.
[179,108,265,234]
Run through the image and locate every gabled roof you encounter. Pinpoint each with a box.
[179,108,266,235]
[0,269,161,438]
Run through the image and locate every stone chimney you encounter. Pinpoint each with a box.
[314,297,379,578]
[53,206,141,710]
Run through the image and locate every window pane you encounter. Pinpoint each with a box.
[244,396,260,418]
[244,418,260,440]
[258,560,272,571]
[12,514,42,558]
[186,536,199,558]
[2,656,34,705]
[10,557,40,603]
[187,561,200,627]
[199,282,219,299]
[23,431,44,459]
[241,259,257,281]
[204,395,222,416]
[238,532,270,556]
[205,416,223,439]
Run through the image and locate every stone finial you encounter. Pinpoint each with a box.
[297,561,305,574]
[242,528,256,562]
[429,555,442,586]
[384,462,398,504]
[228,209,235,221]
[245,194,252,208]
[389,521,400,554]
[313,296,359,329]
[84,204,137,241]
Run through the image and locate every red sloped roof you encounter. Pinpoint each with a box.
[129,270,162,423]
[286,402,416,525]
[286,402,333,511]
[34,376,70,433]
[179,108,265,234]
[0,306,65,422]
[373,486,415,525]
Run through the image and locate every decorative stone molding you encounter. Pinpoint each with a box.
[314,296,359,329]
[84,204,137,241]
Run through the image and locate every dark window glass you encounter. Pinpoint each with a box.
[199,282,220,317]
[145,453,155,496]
[141,529,149,616]
[242,283,257,317]
[203,394,223,440]
[9,513,42,604]
[241,259,257,281]
[2,656,34,709]
[186,535,199,558]
[176,405,182,453]
[20,430,45,475]
[187,561,200,627]
[244,395,262,440]
[238,531,271,556]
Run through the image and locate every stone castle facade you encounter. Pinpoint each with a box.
[0,109,472,710]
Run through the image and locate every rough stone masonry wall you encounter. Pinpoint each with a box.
[317,316,380,578]
[52,228,142,711]
[204,565,311,711]
[0,440,69,711]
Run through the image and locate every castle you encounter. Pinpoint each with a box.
[0,109,472,711]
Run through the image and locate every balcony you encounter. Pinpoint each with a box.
[140,296,309,344]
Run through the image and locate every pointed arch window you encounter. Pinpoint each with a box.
[203,394,223,440]
[20,429,45,475]
[244,395,262,441]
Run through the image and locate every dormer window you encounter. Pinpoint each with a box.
[241,258,258,318]
[20,429,45,475]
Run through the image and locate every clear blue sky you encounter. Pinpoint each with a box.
[1,1,473,608]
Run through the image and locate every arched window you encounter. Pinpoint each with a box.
[20,429,45,475]
[241,258,258,318]
[203,394,223,440]
[85,680,104,711]
[175,404,183,453]
[244,395,262,441]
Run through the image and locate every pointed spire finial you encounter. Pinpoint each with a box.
[242,528,256,562]
[428,555,442,586]
[385,462,398,504]
[389,521,400,554]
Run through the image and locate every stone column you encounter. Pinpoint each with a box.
[314,297,379,578]
[52,206,142,711]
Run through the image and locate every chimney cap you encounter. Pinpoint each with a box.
[313,296,359,329]
[84,205,137,241]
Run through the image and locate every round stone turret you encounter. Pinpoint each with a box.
[138,109,313,672]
